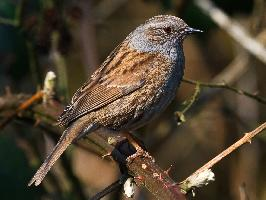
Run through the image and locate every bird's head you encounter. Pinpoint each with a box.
[128,15,202,57]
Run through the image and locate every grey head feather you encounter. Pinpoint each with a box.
[127,15,190,61]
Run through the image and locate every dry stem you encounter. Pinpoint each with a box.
[195,0,266,64]
[0,90,43,130]
[194,122,265,175]
[182,78,266,104]
[181,122,266,192]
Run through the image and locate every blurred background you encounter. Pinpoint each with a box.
[0,0,265,199]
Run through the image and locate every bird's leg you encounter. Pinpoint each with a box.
[123,132,154,163]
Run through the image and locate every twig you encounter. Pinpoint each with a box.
[175,83,201,125]
[195,0,266,65]
[193,122,266,176]
[0,90,43,130]
[0,71,56,130]
[181,122,266,192]
[90,176,127,200]
[182,78,266,104]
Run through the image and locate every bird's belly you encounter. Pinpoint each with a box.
[94,66,183,131]
[126,79,178,130]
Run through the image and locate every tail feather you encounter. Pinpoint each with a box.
[28,120,95,186]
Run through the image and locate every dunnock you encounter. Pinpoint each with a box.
[29,15,202,186]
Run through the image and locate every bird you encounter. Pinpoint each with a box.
[28,15,202,186]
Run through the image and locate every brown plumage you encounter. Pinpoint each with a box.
[28,15,202,186]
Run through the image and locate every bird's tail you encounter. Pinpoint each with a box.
[28,120,94,186]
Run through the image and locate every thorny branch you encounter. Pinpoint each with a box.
[1,73,266,199]
[180,122,266,193]
[0,71,56,130]
[0,92,185,200]
[0,90,43,130]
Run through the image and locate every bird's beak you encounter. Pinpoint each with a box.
[185,27,203,34]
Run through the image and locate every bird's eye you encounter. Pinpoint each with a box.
[163,27,172,34]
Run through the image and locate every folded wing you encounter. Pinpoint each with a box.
[58,43,146,126]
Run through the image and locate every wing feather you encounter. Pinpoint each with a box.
[58,42,146,126]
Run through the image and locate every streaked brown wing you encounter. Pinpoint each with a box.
[58,43,146,126]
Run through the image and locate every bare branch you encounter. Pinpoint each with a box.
[181,122,266,192]
[195,0,266,65]
[175,83,201,125]
[0,71,57,130]
[182,78,266,104]
[0,91,43,130]
[89,177,125,200]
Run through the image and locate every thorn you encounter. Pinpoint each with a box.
[244,133,252,144]
[164,164,173,175]
[158,173,162,181]
[163,183,170,189]
[134,176,144,184]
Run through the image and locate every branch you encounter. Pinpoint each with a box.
[180,122,266,193]
[0,90,43,130]
[87,130,186,200]
[126,155,185,200]
[90,176,127,200]
[1,89,265,198]
[182,78,266,104]
[0,92,186,200]
[0,71,56,130]
[175,83,201,125]
[195,0,266,65]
